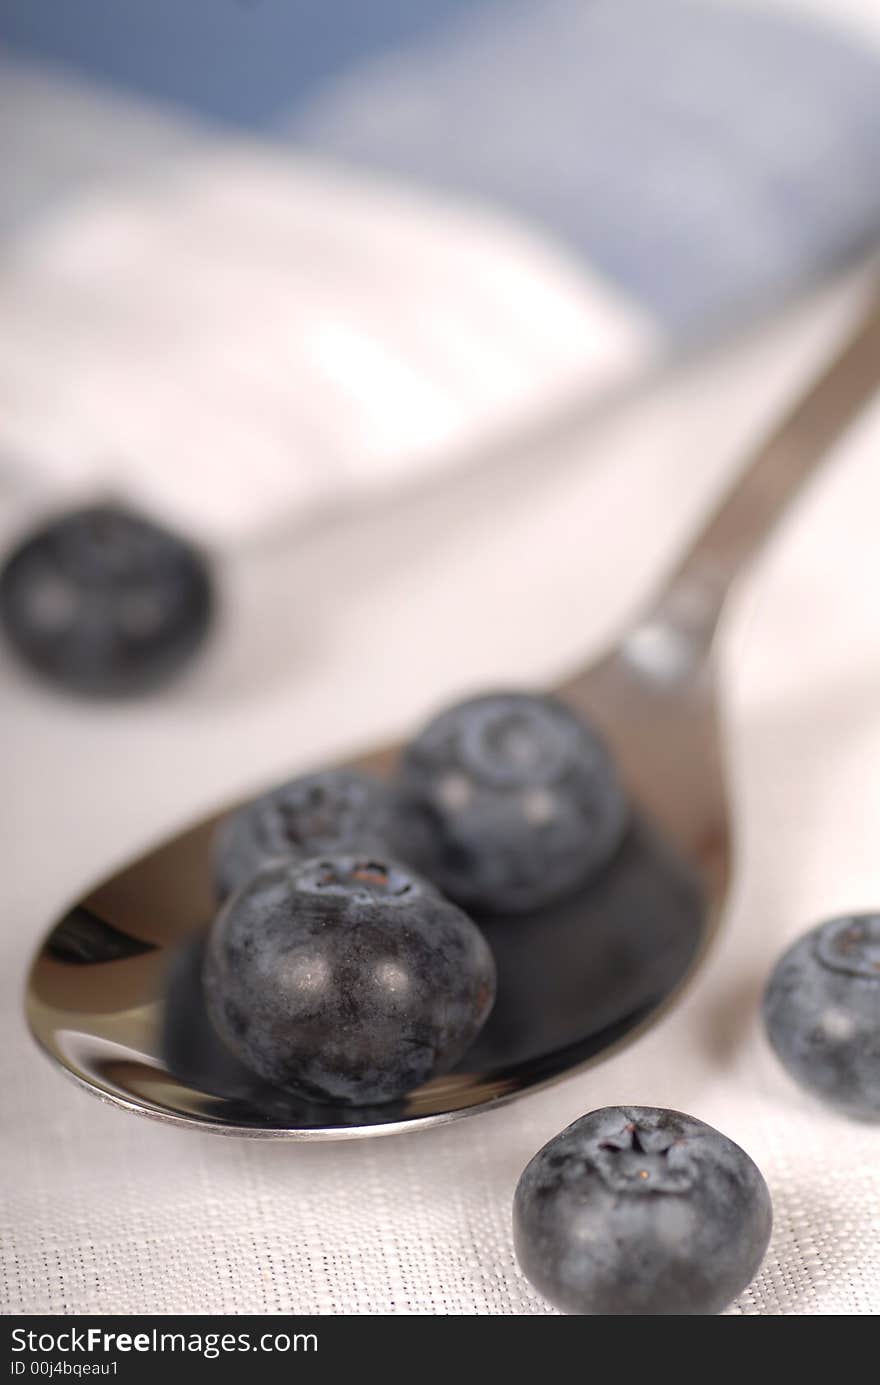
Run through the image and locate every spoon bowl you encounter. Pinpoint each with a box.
[26,291,880,1138]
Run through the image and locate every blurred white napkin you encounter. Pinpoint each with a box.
[0,77,652,546]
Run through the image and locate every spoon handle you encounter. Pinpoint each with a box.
[652,288,880,642]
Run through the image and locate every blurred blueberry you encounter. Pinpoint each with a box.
[0,503,213,695]
[213,768,396,902]
[395,691,627,913]
[763,914,880,1120]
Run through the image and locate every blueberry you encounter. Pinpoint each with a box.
[203,854,496,1105]
[514,1106,772,1315]
[763,914,880,1120]
[0,503,213,695]
[213,768,396,902]
[395,692,627,913]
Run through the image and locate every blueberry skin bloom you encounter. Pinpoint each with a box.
[396,692,627,913]
[763,914,880,1120]
[213,769,396,902]
[514,1106,772,1315]
[203,855,496,1105]
[0,503,213,695]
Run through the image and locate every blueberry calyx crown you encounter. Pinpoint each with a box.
[592,1120,696,1195]
[814,914,880,981]
[301,856,416,901]
[457,696,571,788]
[273,776,376,849]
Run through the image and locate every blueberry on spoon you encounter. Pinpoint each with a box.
[0,503,213,695]
[396,691,627,913]
[203,854,496,1106]
[213,768,397,902]
[514,1106,772,1315]
[763,914,880,1120]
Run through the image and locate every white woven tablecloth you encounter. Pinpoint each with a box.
[3,266,880,1314]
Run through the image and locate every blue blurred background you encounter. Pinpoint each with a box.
[0,0,474,128]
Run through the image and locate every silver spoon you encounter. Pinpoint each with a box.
[27,291,880,1139]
